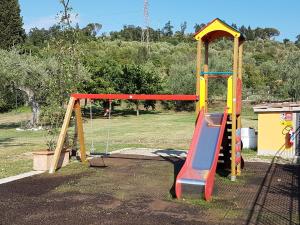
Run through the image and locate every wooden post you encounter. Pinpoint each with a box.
[196,40,202,115]
[74,99,87,162]
[238,42,243,80]
[237,41,244,176]
[231,37,239,181]
[204,41,209,112]
[49,97,76,173]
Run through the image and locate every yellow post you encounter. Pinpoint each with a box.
[199,77,206,110]
[196,40,202,115]
[231,36,239,181]
[74,100,87,162]
[49,97,76,173]
[236,42,243,176]
[226,76,233,114]
[204,41,209,112]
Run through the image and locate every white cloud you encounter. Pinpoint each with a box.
[24,13,80,32]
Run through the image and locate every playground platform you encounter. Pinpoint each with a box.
[0,153,298,225]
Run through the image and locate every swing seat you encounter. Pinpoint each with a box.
[90,152,111,157]
[88,156,108,168]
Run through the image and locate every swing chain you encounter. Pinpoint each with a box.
[90,100,95,153]
[105,100,112,155]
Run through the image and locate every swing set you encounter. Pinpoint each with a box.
[89,99,112,156]
[48,18,244,201]
[49,94,198,173]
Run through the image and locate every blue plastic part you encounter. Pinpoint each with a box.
[192,113,223,170]
[200,71,233,75]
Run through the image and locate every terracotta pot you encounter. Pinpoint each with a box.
[33,149,70,171]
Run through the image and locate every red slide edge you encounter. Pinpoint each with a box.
[175,108,205,198]
[204,108,228,201]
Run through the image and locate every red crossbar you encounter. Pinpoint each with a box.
[71,93,198,101]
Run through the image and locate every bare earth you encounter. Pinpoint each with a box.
[0,154,299,225]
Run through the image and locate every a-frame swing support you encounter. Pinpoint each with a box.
[49,97,87,173]
[49,94,198,173]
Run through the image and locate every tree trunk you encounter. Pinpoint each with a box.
[136,101,139,116]
[31,99,40,127]
[18,86,40,128]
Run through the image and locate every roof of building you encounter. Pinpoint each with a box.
[253,102,300,113]
[194,18,245,42]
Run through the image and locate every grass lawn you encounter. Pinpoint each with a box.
[0,104,258,178]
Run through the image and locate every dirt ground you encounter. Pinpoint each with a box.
[0,154,299,225]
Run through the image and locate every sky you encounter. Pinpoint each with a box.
[19,0,300,41]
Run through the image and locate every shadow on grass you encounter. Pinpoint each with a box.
[159,155,184,198]
[0,122,23,129]
[0,137,28,148]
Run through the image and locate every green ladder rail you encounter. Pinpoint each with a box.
[200,71,233,75]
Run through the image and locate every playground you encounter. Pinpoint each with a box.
[1,5,300,223]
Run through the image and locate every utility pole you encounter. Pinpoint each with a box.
[141,0,150,52]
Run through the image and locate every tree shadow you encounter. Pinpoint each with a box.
[158,154,185,198]
[0,122,23,129]
[81,107,161,119]
[0,137,28,148]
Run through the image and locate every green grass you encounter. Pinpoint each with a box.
[241,103,258,130]
[82,111,195,153]
[0,104,258,178]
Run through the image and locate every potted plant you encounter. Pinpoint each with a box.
[33,107,70,171]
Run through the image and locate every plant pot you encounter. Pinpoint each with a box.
[33,149,70,171]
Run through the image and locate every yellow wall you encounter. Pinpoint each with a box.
[257,113,293,156]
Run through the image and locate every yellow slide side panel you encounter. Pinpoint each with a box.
[199,76,206,110]
[227,76,232,114]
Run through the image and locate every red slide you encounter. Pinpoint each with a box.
[175,109,228,201]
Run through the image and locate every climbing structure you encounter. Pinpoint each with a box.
[175,18,244,200]
[49,18,244,202]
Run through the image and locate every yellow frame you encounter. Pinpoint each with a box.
[194,18,244,181]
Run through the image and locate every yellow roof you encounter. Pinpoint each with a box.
[194,18,244,42]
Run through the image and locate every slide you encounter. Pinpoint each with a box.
[175,109,228,201]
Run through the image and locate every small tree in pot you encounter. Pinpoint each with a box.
[33,105,71,171]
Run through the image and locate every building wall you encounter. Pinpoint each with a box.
[257,113,294,158]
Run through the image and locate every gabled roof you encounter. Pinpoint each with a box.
[194,18,245,42]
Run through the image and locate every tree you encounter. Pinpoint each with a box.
[180,21,187,35]
[110,64,162,115]
[194,23,205,33]
[27,28,51,47]
[260,28,280,40]
[0,0,25,49]
[231,23,238,29]
[82,23,102,37]
[283,39,290,44]
[162,21,174,37]
[110,25,142,41]
[279,52,300,101]
[296,34,300,45]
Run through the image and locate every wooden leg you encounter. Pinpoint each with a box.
[49,97,76,173]
[237,115,242,176]
[74,100,87,162]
